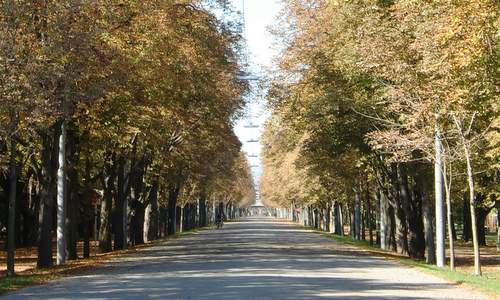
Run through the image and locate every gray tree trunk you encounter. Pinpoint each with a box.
[212,201,216,224]
[7,136,17,276]
[379,191,388,250]
[463,143,481,275]
[367,194,373,245]
[37,128,59,268]
[338,203,344,236]
[324,207,330,232]
[303,206,307,226]
[435,128,445,267]
[144,179,159,243]
[354,190,361,240]
[180,205,184,232]
[114,158,127,250]
[443,158,455,270]
[423,190,436,264]
[496,202,500,252]
[375,190,381,245]
[56,121,67,265]
[452,114,481,275]
[167,185,179,235]
[330,201,335,233]
[99,153,116,253]
[5,0,17,277]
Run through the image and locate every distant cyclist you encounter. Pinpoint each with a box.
[216,210,225,229]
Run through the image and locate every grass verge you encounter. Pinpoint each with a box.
[316,231,499,299]
[0,227,205,295]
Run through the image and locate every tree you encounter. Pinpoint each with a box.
[265,0,498,274]
[0,0,252,271]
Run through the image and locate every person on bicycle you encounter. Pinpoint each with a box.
[216,210,225,228]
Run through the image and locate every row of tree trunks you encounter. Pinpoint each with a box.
[1,137,240,265]
[289,162,436,263]
[462,194,495,247]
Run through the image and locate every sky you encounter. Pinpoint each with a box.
[231,0,282,205]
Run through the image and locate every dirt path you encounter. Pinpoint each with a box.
[1,217,487,299]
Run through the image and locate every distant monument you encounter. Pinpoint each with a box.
[250,198,267,216]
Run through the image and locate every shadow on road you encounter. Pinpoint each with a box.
[3,217,485,300]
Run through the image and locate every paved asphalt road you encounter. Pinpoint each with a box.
[2,217,487,300]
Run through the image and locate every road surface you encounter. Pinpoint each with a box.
[3,217,486,299]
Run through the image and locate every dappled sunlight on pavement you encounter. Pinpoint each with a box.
[2,217,486,299]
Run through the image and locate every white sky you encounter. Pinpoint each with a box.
[231,0,282,203]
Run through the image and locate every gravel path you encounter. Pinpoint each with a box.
[2,217,487,299]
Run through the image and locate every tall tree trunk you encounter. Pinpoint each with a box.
[212,201,216,224]
[7,135,17,276]
[329,201,335,233]
[131,199,145,246]
[375,190,381,246]
[361,203,366,241]
[422,189,436,264]
[393,205,408,254]
[348,204,354,238]
[443,158,455,270]
[338,203,344,236]
[160,207,167,237]
[56,121,67,265]
[114,158,127,250]
[496,201,500,252]
[302,206,305,225]
[389,205,397,252]
[66,128,79,260]
[463,141,481,275]
[144,178,159,243]
[367,193,373,246]
[199,192,207,227]
[435,127,445,267]
[99,153,115,253]
[324,206,330,232]
[38,128,59,268]
[81,155,91,258]
[390,164,408,255]
[309,205,313,227]
[167,185,179,235]
[316,208,320,230]
[354,190,361,240]
[5,0,17,277]
[379,190,389,250]
[475,204,492,247]
[399,165,425,259]
[180,205,185,233]
[192,203,197,228]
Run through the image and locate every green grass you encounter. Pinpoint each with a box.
[486,232,498,245]
[0,275,48,294]
[316,231,500,298]
[398,258,500,296]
